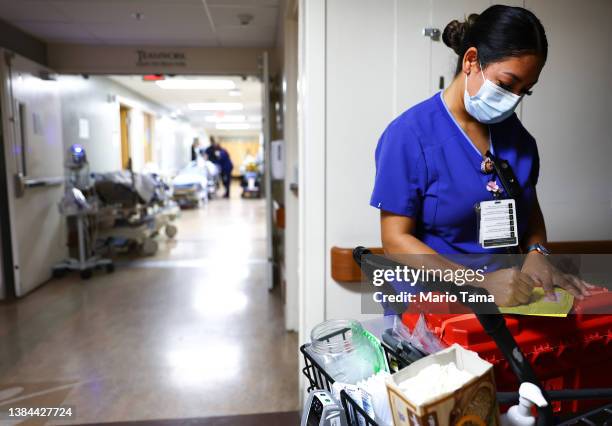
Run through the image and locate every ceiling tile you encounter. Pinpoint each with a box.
[53,1,212,29]
[208,4,278,28]
[0,0,280,48]
[0,0,69,21]
[10,20,98,42]
[66,2,217,46]
[216,27,275,48]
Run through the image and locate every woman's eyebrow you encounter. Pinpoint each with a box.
[502,71,521,82]
[501,71,538,87]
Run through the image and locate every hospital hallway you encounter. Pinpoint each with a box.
[0,189,299,425]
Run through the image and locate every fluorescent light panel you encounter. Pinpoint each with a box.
[156,79,236,90]
[205,115,246,123]
[216,123,251,130]
[188,102,243,111]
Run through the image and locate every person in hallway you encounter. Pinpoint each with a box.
[191,138,201,161]
[370,5,592,308]
[204,137,234,198]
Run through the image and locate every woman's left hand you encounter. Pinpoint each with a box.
[521,251,593,300]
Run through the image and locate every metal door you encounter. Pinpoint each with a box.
[0,50,66,297]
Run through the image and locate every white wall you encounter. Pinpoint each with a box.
[299,0,612,341]
[324,0,397,322]
[299,0,327,343]
[58,76,122,172]
[522,0,612,240]
[58,75,199,175]
[282,3,300,332]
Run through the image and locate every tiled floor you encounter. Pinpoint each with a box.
[0,193,299,425]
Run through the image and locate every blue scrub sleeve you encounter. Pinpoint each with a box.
[529,137,540,186]
[370,123,426,217]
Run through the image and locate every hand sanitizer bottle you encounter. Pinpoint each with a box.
[501,382,548,426]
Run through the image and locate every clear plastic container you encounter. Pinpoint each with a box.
[309,319,387,384]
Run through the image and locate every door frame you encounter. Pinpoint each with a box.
[261,51,275,291]
[0,51,16,299]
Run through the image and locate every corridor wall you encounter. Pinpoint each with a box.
[58,75,199,175]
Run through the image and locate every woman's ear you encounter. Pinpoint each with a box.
[462,47,479,75]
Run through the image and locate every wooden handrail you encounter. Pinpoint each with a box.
[331,241,612,283]
[330,246,383,282]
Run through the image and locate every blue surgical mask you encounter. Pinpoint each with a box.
[464,67,523,124]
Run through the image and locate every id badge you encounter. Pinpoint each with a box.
[478,199,518,249]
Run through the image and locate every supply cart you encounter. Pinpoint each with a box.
[300,247,612,426]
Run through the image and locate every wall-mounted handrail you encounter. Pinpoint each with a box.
[331,242,612,283]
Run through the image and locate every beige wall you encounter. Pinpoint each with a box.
[219,138,260,177]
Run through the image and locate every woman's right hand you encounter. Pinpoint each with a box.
[478,268,535,307]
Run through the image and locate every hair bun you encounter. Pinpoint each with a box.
[442,13,479,55]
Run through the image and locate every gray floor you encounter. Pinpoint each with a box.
[0,193,299,425]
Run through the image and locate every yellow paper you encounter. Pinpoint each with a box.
[499,288,574,317]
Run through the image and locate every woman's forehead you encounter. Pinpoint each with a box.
[487,54,543,84]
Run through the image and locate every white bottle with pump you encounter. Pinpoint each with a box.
[501,382,548,426]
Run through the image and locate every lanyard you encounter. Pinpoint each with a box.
[485,150,522,200]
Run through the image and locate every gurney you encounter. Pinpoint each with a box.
[93,171,179,256]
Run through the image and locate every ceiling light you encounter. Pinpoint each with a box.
[228,89,241,97]
[189,102,243,111]
[205,115,246,123]
[216,123,250,130]
[156,79,235,90]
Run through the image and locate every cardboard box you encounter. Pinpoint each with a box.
[386,344,499,426]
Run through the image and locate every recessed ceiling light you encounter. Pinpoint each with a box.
[205,115,246,123]
[156,79,235,90]
[216,123,250,130]
[188,102,244,111]
[228,89,241,97]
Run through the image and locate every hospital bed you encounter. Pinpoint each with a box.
[93,171,179,256]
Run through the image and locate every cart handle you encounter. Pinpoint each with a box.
[353,246,554,426]
[498,388,612,404]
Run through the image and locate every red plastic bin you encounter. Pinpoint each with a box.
[402,289,612,414]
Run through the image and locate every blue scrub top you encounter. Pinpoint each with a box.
[370,92,539,256]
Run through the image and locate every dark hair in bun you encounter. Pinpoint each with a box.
[442,13,480,56]
[443,5,548,75]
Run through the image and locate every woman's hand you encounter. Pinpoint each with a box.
[521,251,592,300]
[478,268,535,307]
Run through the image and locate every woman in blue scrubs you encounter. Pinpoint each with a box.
[371,5,591,306]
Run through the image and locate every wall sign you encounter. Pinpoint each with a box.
[136,50,187,67]
[78,118,90,140]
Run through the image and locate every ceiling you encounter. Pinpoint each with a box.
[109,75,262,137]
[0,0,281,47]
